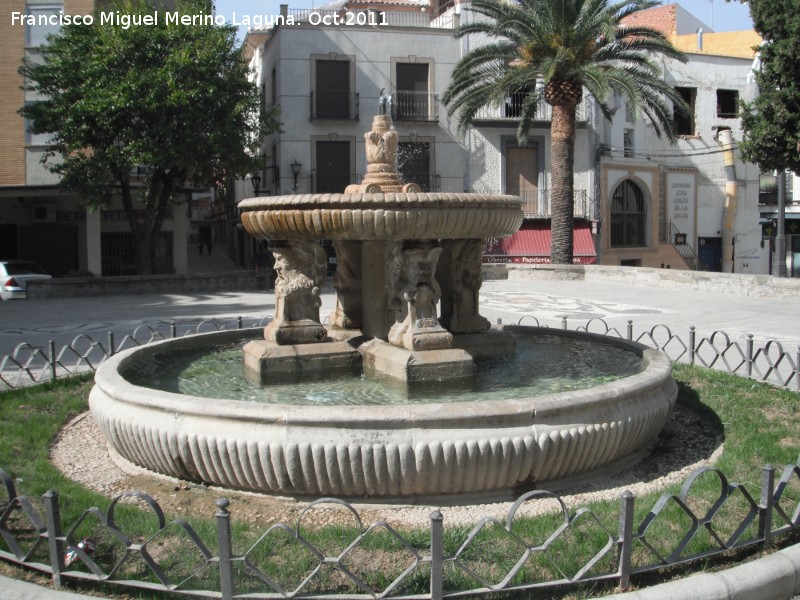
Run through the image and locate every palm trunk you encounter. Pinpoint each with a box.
[549,103,577,264]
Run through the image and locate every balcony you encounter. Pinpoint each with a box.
[392,92,438,122]
[477,189,594,219]
[310,91,359,121]
[473,94,589,123]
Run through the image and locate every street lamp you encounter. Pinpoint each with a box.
[250,174,262,197]
[290,160,302,192]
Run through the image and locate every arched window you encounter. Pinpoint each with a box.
[610,180,646,247]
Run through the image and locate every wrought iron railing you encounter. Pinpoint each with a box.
[473,95,589,123]
[310,91,359,120]
[474,189,595,219]
[391,92,438,122]
[1,312,798,391]
[0,458,797,599]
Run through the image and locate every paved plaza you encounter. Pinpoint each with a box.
[1,274,798,362]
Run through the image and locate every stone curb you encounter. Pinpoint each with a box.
[2,541,798,599]
[606,541,800,599]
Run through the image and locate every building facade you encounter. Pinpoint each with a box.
[243,1,785,275]
[1,0,192,277]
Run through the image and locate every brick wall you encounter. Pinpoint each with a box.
[0,0,26,187]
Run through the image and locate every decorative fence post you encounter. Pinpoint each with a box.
[48,340,57,382]
[746,335,754,378]
[170,322,177,339]
[43,489,64,590]
[107,332,115,358]
[430,510,444,600]
[688,326,696,365]
[796,346,799,391]
[618,491,634,591]
[215,499,235,600]
[759,464,776,549]
[627,320,633,341]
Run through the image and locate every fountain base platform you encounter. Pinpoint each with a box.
[243,339,362,384]
[360,338,475,383]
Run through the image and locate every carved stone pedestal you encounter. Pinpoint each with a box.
[243,339,361,385]
[360,339,474,383]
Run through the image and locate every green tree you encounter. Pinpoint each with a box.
[738,0,800,175]
[20,0,279,274]
[442,0,687,263]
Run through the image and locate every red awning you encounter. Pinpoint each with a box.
[484,221,596,264]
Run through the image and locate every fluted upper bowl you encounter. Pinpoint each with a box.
[238,192,524,241]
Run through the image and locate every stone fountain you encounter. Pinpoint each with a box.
[89,107,677,499]
[239,110,523,383]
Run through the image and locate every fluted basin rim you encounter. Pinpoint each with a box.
[238,192,525,212]
[89,326,678,497]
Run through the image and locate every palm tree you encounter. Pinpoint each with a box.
[443,0,688,264]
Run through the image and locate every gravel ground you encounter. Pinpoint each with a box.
[50,404,722,530]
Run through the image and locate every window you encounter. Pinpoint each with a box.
[610,180,646,248]
[26,2,63,47]
[314,140,352,192]
[716,89,738,118]
[312,57,356,120]
[270,67,277,105]
[394,63,430,120]
[759,173,777,204]
[398,141,431,191]
[623,129,634,158]
[504,86,532,118]
[674,87,696,136]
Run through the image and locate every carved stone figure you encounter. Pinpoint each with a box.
[330,240,362,329]
[439,238,491,333]
[387,240,453,351]
[264,240,328,344]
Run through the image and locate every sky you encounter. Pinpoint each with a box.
[215,0,756,42]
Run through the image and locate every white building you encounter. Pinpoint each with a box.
[243,1,788,275]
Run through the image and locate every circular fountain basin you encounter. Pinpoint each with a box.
[238,192,524,241]
[89,326,677,498]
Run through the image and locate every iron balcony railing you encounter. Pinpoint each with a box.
[391,91,438,122]
[310,91,359,121]
[473,94,589,123]
[476,189,594,219]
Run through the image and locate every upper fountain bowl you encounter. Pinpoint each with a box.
[238,191,524,241]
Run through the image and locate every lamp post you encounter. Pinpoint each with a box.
[250,174,262,197]
[290,160,302,192]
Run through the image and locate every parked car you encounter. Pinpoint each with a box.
[0,260,51,300]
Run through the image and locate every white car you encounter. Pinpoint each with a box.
[0,260,52,300]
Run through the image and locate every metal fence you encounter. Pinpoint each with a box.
[1,315,800,597]
[0,459,798,599]
[1,314,798,391]
[0,316,271,391]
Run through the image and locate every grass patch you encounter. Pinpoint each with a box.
[0,364,799,599]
